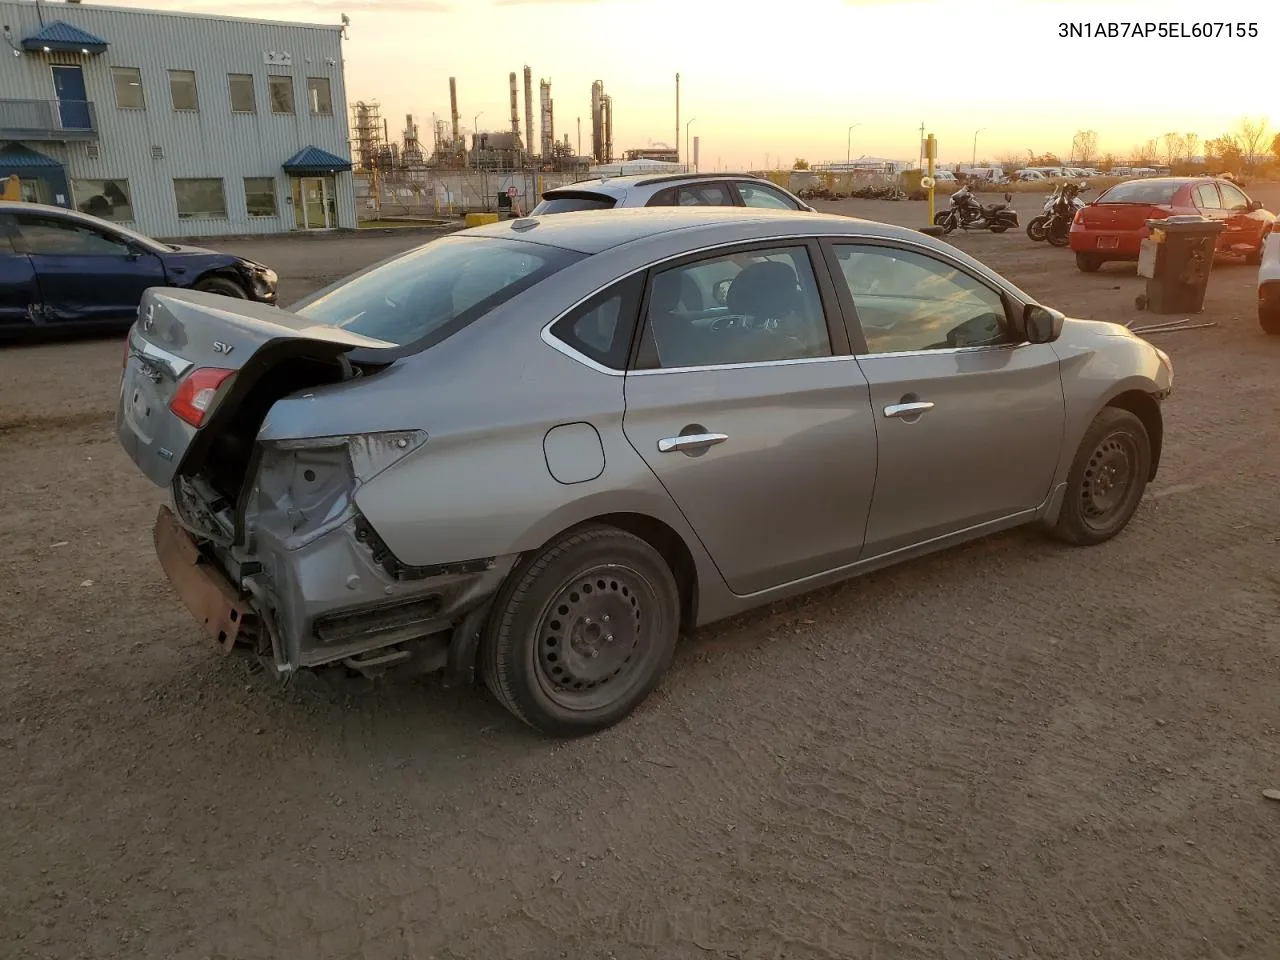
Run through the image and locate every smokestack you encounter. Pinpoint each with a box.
[509,71,520,141]
[539,78,553,159]
[602,95,613,164]
[523,66,534,162]
[591,80,604,163]
[675,72,680,166]
[449,77,460,141]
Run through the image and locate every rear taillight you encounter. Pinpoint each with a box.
[170,367,234,427]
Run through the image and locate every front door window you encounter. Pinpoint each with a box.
[51,65,91,130]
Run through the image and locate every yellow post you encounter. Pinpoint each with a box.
[926,133,937,224]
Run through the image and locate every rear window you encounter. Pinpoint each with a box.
[294,235,583,348]
[1098,181,1179,205]
[532,192,617,214]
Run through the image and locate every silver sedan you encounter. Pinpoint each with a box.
[117,208,1173,735]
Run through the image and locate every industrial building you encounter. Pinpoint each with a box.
[0,0,356,237]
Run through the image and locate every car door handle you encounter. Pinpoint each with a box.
[883,401,935,419]
[658,432,728,454]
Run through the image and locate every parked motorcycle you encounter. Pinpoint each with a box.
[934,185,1019,234]
[1027,182,1089,244]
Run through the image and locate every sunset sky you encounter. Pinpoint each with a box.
[105,0,1274,166]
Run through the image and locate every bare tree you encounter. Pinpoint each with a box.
[1272,132,1280,163]
[1161,132,1186,165]
[1206,134,1243,173]
[1071,130,1099,164]
[996,152,1024,168]
[1100,152,1117,171]
[1183,133,1200,163]
[1237,116,1269,166]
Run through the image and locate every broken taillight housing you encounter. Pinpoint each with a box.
[170,367,235,427]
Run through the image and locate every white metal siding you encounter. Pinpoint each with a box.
[0,2,354,238]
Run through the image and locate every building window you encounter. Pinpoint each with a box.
[269,75,294,115]
[228,73,256,113]
[111,67,144,110]
[244,177,278,217]
[72,179,134,222]
[307,77,333,116]
[169,70,199,111]
[174,178,227,219]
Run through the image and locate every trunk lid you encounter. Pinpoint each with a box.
[1079,201,1167,230]
[118,288,394,489]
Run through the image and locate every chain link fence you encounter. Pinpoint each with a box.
[354,170,586,220]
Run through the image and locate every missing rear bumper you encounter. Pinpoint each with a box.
[153,505,253,652]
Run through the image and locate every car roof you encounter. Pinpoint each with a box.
[0,199,169,249]
[461,206,925,255]
[544,172,767,196]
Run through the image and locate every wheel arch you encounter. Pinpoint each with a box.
[556,512,700,635]
[1104,389,1163,480]
[191,266,249,294]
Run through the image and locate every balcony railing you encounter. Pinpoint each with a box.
[0,99,99,141]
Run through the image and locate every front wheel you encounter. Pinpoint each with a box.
[941,212,958,235]
[933,210,950,226]
[480,525,681,736]
[194,275,248,298]
[1049,407,1152,546]
[1027,216,1048,242]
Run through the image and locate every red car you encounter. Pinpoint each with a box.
[1069,177,1274,272]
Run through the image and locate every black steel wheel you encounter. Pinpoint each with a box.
[480,525,681,736]
[1049,407,1152,546]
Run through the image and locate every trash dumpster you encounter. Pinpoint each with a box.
[1135,215,1225,314]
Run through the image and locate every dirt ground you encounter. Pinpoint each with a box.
[3,191,1280,960]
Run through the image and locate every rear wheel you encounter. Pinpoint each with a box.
[1046,221,1071,247]
[1075,253,1102,272]
[194,276,248,299]
[1049,407,1151,546]
[480,525,681,736]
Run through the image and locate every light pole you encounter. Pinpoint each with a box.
[472,111,483,169]
[846,122,861,170]
[972,127,985,167]
[685,118,696,172]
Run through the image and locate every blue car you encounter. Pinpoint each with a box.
[0,201,278,337]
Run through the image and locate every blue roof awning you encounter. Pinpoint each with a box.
[21,21,109,55]
[282,145,353,175]
[0,143,65,170]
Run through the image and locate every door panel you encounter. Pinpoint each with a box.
[828,241,1065,554]
[1216,180,1263,251]
[51,65,91,130]
[622,243,875,595]
[857,347,1065,554]
[0,221,40,327]
[15,214,166,323]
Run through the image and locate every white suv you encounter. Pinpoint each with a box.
[1258,225,1280,334]
[530,173,815,215]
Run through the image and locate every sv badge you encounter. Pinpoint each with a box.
[212,341,234,356]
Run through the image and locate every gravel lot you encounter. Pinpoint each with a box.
[3,191,1280,960]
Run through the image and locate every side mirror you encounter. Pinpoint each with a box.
[1249,199,1264,212]
[1024,303,1065,344]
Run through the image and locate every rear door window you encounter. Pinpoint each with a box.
[1192,183,1222,211]
[676,183,734,206]
[294,235,583,349]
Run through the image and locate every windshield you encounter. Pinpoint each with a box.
[532,193,617,214]
[294,235,583,347]
[1098,181,1179,205]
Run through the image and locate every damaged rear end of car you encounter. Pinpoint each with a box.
[119,232,582,680]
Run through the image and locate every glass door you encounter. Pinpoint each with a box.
[296,176,336,229]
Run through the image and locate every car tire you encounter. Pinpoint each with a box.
[1259,306,1280,335]
[1075,253,1102,272]
[1049,407,1151,547]
[480,525,681,736]
[1245,244,1263,266]
[194,276,248,299]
